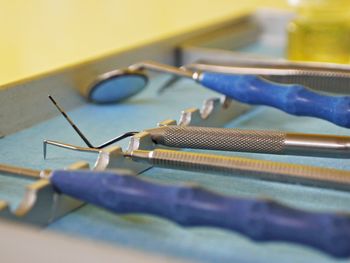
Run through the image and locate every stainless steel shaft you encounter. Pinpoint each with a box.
[0,164,51,179]
[146,126,350,158]
[129,149,350,191]
[0,164,41,178]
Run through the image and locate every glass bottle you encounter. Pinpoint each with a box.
[287,0,350,64]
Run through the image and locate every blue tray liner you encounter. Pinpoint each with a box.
[1,76,350,263]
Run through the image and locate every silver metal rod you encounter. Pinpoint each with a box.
[0,164,43,179]
[145,126,350,158]
[43,140,100,159]
[183,63,350,77]
[128,60,194,78]
[129,149,350,191]
[285,133,350,158]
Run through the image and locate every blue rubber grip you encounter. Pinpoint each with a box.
[200,73,350,128]
[51,170,350,258]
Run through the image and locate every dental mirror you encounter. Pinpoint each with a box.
[83,61,194,104]
[88,69,148,104]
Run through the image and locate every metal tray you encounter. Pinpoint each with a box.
[1,9,349,263]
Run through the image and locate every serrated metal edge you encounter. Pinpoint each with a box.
[0,161,89,225]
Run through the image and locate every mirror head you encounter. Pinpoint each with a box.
[88,69,148,104]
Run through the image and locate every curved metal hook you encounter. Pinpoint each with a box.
[46,95,138,154]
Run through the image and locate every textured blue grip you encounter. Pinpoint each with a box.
[200,73,350,128]
[51,170,350,258]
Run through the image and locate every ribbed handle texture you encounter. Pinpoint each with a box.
[200,73,350,128]
[51,170,350,258]
[146,149,350,191]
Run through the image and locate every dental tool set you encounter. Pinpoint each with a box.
[3,59,350,258]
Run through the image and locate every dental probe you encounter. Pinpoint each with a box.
[1,163,350,258]
[44,141,350,192]
[49,95,350,159]
[83,60,350,128]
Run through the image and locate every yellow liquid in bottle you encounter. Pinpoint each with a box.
[287,0,350,64]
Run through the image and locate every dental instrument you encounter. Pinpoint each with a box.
[43,140,350,193]
[1,163,350,258]
[50,95,350,159]
[79,60,350,128]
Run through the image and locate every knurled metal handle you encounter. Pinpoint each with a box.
[151,126,286,153]
[136,149,350,191]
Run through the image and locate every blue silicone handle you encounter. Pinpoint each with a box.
[51,170,350,258]
[200,73,350,128]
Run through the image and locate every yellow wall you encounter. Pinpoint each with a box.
[0,1,288,84]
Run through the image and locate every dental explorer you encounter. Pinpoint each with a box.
[50,95,350,159]
[44,140,350,193]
